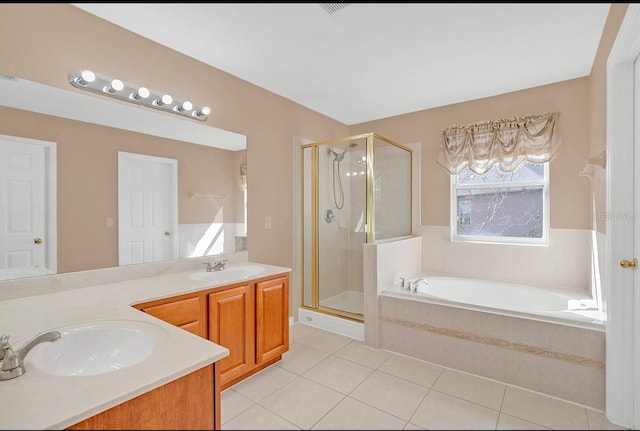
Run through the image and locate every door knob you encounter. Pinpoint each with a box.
[164,231,171,236]
[619,258,637,269]
[33,238,42,244]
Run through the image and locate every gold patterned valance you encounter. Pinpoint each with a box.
[438,112,560,175]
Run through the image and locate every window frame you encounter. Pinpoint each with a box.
[450,162,550,246]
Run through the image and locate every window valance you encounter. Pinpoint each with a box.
[438,112,560,175]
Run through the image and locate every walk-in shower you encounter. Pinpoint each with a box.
[300,133,412,323]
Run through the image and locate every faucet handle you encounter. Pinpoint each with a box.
[0,335,10,361]
[1,337,19,372]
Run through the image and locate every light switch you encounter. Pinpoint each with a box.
[105,217,114,228]
[265,216,272,230]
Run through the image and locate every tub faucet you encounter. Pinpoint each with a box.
[0,331,61,381]
[411,277,429,293]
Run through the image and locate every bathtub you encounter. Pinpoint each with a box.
[382,274,606,330]
[377,274,607,409]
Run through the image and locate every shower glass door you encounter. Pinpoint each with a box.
[301,136,367,321]
[301,133,412,323]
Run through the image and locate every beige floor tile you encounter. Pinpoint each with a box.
[221,403,300,430]
[278,342,331,375]
[296,328,355,354]
[501,386,589,430]
[410,390,499,430]
[303,355,374,394]
[231,364,297,402]
[311,396,407,430]
[333,340,392,369]
[290,322,320,343]
[350,370,429,421]
[496,413,550,430]
[403,423,425,430]
[377,353,444,388]
[586,409,629,430]
[220,388,254,425]
[432,368,506,410]
[260,376,345,429]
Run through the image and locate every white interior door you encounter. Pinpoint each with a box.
[0,135,56,279]
[118,152,178,266]
[607,5,640,428]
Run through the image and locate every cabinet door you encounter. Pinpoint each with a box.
[138,295,206,338]
[255,275,289,364]
[208,284,255,386]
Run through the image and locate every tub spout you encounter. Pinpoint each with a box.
[411,277,428,293]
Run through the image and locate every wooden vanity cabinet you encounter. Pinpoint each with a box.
[132,272,289,390]
[134,292,207,338]
[67,363,217,430]
[208,274,290,389]
[208,283,255,387]
[255,275,289,364]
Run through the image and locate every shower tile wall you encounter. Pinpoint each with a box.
[419,226,591,292]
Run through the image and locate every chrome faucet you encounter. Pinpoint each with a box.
[204,259,227,272]
[0,331,61,381]
[411,277,429,293]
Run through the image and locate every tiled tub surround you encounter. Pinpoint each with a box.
[419,225,592,292]
[365,232,605,410]
[378,295,605,410]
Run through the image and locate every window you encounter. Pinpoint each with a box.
[451,161,549,244]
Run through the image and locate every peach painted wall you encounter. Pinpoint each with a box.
[0,4,629,278]
[0,106,243,273]
[589,3,629,234]
[0,4,349,271]
[350,78,592,229]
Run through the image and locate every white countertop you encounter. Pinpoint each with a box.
[0,262,291,430]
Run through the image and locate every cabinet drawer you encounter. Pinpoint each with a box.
[142,296,201,327]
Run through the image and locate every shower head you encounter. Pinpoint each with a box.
[329,142,357,162]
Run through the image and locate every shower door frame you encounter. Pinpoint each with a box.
[299,132,413,323]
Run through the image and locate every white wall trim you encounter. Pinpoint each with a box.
[606,4,640,427]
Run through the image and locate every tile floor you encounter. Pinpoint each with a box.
[221,323,626,430]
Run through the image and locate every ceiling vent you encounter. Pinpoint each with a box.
[319,3,351,14]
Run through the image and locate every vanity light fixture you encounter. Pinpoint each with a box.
[68,69,210,121]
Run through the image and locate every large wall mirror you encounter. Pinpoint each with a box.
[0,75,248,281]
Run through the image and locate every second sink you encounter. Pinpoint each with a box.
[28,320,164,377]
[189,265,265,283]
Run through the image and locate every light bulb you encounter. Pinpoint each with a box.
[175,101,193,112]
[105,79,124,93]
[154,94,173,106]
[194,105,211,118]
[132,86,150,100]
[74,69,95,86]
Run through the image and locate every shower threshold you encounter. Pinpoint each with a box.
[298,308,364,341]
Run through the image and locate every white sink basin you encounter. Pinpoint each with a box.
[189,265,265,283]
[29,320,162,376]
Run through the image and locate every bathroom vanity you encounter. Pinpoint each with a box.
[0,262,290,430]
[134,271,289,389]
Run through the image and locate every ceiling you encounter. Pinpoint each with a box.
[73,3,611,126]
